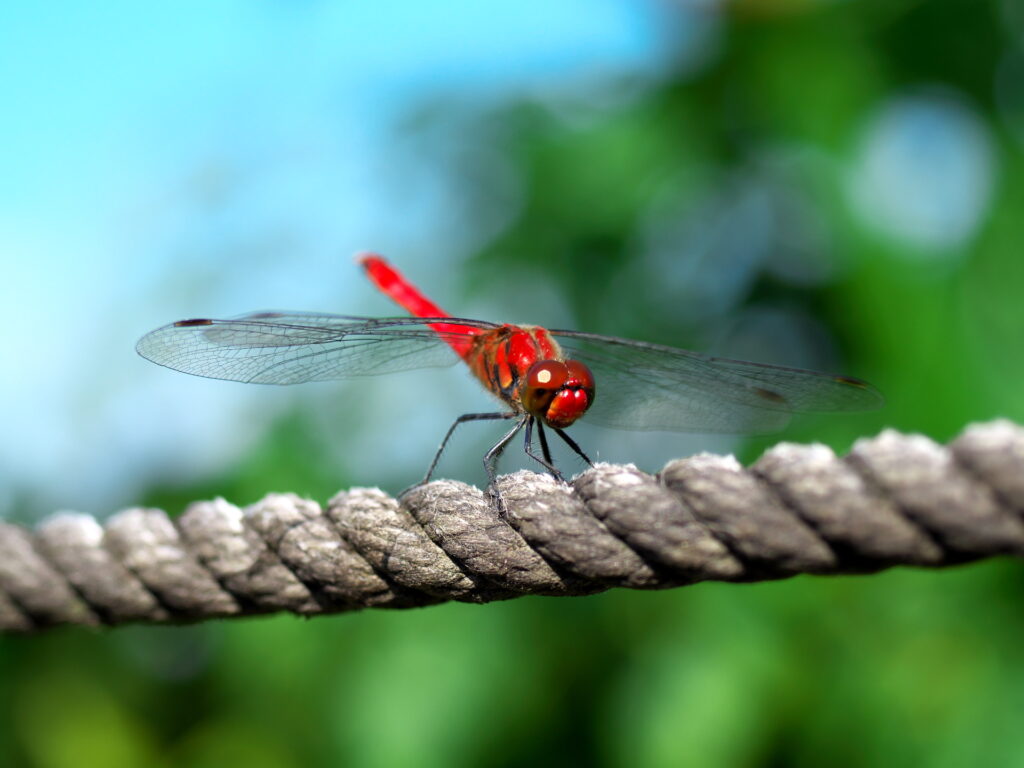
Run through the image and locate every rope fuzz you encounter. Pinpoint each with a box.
[2,420,1023,633]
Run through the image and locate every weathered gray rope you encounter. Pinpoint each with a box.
[2,420,1023,634]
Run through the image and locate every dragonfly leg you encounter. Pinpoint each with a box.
[536,420,555,466]
[421,411,518,486]
[523,418,566,483]
[553,427,594,468]
[484,415,529,515]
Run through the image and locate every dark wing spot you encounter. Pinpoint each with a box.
[834,375,869,388]
[248,312,284,319]
[174,318,214,327]
[754,387,788,405]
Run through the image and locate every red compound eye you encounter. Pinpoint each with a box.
[521,359,596,428]
[522,360,568,417]
[526,360,568,391]
[565,359,595,392]
[542,359,595,428]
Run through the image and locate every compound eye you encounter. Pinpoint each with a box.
[565,360,595,391]
[522,360,568,418]
[526,360,568,391]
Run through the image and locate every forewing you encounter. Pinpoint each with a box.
[553,330,883,434]
[136,312,496,384]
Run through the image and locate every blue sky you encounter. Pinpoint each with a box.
[0,1,683,517]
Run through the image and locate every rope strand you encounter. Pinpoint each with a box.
[3,420,1023,633]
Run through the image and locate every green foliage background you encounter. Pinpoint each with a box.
[4,1,1024,766]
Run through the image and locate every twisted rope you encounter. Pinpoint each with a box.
[2,420,1023,633]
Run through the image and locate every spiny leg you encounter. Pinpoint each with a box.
[523,418,565,482]
[554,427,594,467]
[536,420,554,466]
[421,411,518,486]
[484,416,529,513]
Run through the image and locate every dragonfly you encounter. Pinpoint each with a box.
[137,254,883,498]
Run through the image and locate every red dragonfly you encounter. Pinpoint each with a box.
[137,254,882,493]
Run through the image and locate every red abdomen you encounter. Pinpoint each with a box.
[360,253,564,411]
[360,253,481,359]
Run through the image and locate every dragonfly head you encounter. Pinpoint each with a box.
[522,359,595,429]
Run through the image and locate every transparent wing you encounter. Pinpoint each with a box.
[552,330,883,434]
[136,312,498,384]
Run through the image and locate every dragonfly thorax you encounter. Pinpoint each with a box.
[521,359,596,429]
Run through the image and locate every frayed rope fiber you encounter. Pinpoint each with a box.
[2,420,1023,633]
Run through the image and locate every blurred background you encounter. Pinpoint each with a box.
[2,0,1024,765]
